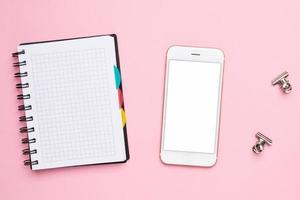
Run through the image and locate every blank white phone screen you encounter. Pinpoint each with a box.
[163,60,221,153]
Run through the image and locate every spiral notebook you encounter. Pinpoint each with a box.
[13,35,129,170]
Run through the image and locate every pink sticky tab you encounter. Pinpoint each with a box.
[118,89,124,108]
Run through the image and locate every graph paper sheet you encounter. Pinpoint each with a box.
[18,36,127,170]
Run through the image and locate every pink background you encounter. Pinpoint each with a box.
[1,0,300,199]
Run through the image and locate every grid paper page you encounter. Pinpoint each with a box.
[19,36,126,170]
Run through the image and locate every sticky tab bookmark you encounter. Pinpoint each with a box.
[120,108,126,128]
[114,65,121,89]
[118,89,124,108]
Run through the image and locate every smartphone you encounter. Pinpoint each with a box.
[160,46,224,167]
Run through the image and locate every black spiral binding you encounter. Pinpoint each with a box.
[13,50,38,168]
[18,105,32,111]
[14,72,28,77]
[17,94,30,100]
[21,138,36,144]
[19,127,35,133]
[19,116,33,122]
[16,83,29,88]
[22,149,37,155]
[12,49,25,57]
[24,160,38,166]
[13,61,26,67]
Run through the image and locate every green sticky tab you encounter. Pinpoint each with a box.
[114,65,121,89]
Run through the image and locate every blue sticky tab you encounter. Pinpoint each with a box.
[114,65,121,89]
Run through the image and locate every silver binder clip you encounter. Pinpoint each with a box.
[272,71,292,93]
[252,132,272,154]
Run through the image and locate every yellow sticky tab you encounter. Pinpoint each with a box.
[121,108,126,127]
